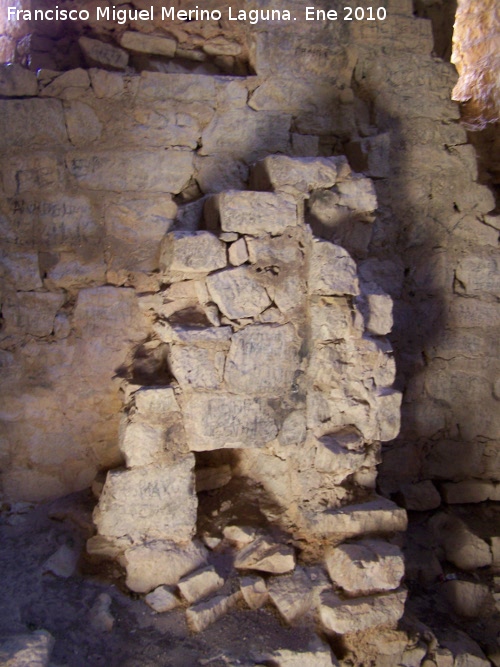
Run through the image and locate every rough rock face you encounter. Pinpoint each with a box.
[90,157,407,636]
[451,0,500,127]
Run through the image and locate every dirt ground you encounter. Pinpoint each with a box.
[1,491,499,666]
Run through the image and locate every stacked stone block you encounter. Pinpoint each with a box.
[90,156,407,635]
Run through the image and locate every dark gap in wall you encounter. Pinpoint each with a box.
[194,449,273,540]
[413,0,457,61]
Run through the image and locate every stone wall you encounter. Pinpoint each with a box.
[0,0,499,514]
[88,157,408,637]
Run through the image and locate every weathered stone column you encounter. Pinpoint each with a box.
[89,154,407,637]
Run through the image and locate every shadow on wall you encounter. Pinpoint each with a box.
[121,3,481,504]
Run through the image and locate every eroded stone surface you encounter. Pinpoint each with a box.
[213,191,297,236]
[224,324,298,395]
[268,568,314,623]
[178,566,224,604]
[309,241,359,296]
[240,575,268,610]
[182,392,278,450]
[186,592,242,633]
[124,540,207,593]
[325,539,405,595]
[93,458,196,543]
[234,536,296,574]
[319,588,407,634]
[160,231,227,282]
[206,266,272,319]
[144,585,181,613]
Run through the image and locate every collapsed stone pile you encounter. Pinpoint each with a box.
[88,156,408,640]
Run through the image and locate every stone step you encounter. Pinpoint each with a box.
[304,496,407,538]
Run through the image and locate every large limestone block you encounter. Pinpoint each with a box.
[138,72,217,103]
[246,233,304,267]
[186,591,242,633]
[309,241,359,296]
[310,298,356,342]
[306,389,375,442]
[160,231,226,282]
[168,345,225,390]
[0,251,42,290]
[375,389,402,441]
[119,415,186,467]
[224,324,298,395]
[336,178,378,212]
[0,630,55,667]
[4,292,64,337]
[251,25,356,79]
[1,153,61,197]
[211,191,297,236]
[319,588,407,634]
[306,496,408,538]
[89,69,124,98]
[73,286,148,366]
[455,253,500,299]
[206,266,271,319]
[200,108,291,160]
[113,99,204,149]
[443,580,492,618]
[195,155,249,194]
[272,274,308,315]
[79,36,129,70]
[93,457,197,543]
[123,540,207,593]
[441,480,493,504]
[305,190,374,259]
[234,536,295,574]
[398,481,441,511]
[314,436,368,481]
[423,440,485,482]
[325,539,404,595]
[440,631,490,667]
[66,150,193,193]
[0,99,68,149]
[182,392,278,450]
[178,565,224,604]
[39,69,90,100]
[268,568,314,623]
[64,101,102,146]
[0,63,38,97]
[132,386,180,422]
[308,338,396,391]
[251,155,344,195]
[0,194,101,252]
[43,252,106,291]
[120,31,176,57]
